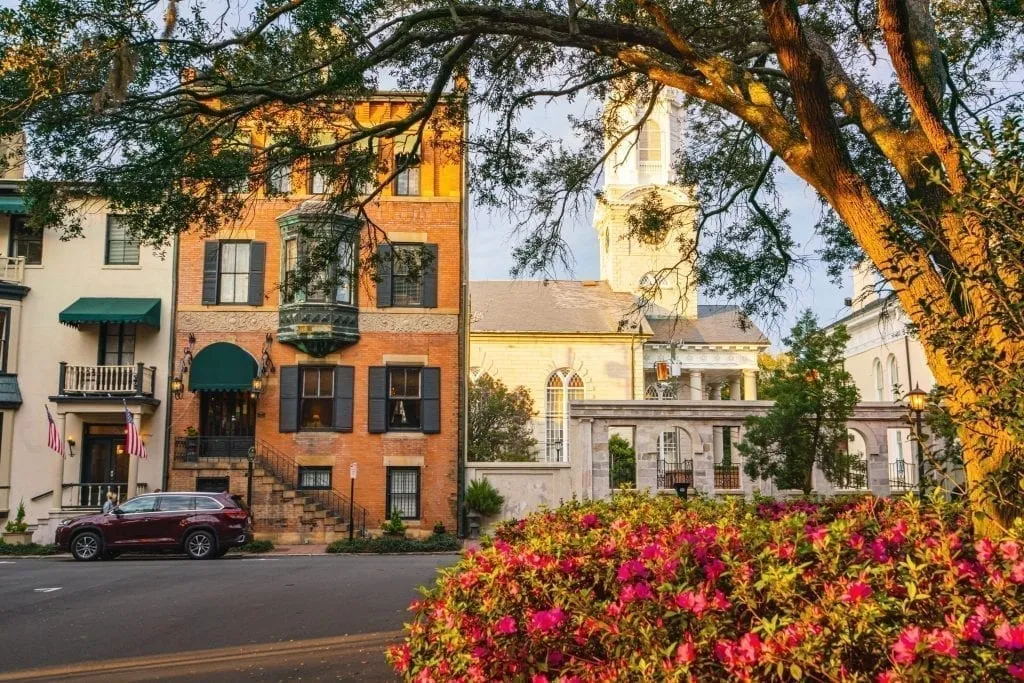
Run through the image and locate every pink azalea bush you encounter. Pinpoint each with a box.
[387,494,1024,681]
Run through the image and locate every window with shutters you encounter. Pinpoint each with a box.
[387,366,421,430]
[105,216,141,265]
[10,215,42,265]
[391,245,424,306]
[298,466,332,490]
[300,367,334,430]
[386,467,420,519]
[219,242,251,304]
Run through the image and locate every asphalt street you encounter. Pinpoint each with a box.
[0,554,456,681]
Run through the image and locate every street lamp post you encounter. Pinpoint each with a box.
[907,384,928,499]
[246,446,256,511]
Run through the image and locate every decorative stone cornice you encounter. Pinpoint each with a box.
[177,311,278,332]
[360,312,458,334]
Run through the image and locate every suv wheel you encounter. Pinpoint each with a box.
[71,531,102,561]
[185,530,216,560]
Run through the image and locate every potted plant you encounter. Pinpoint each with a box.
[3,501,31,545]
[432,521,447,536]
[184,426,199,461]
[381,509,407,538]
[465,479,504,539]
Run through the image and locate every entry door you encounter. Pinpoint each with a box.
[81,425,129,506]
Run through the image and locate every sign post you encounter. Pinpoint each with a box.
[348,462,357,542]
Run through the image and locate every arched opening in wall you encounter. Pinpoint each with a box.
[545,368,585,462]
[887,427,915,493]
[838,428,870,490]
[608,426,636,489]
[873,358,884,401]
[657,428,693,490]
[645,382,677,400]
[886,354,900,401]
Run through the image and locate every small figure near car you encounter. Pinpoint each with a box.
[101,491,116,514]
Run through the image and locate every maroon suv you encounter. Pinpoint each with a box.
[55,492,252,561]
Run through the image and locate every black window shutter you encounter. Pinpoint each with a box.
[368,367,387,433]
[333,366,354,432]
[201,241,220,305]
[421,367,441,434]
[279,366,299,433]
[248,241,266,306]
[376,244,393,308]
[421,243,438,308]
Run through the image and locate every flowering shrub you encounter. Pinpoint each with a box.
[387,493,1024,681]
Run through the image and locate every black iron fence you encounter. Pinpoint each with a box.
[889,459,917,493]
[254,440,368,536]
[657,458,694,490]
[174,435,256,461]
[714,465,741,490]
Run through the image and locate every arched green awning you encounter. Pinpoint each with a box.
[188,342,257,392]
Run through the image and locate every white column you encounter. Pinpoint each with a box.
[743,369,758,400]
[51,413,67,512]
[710,383,722,400]
[730,377,742,400]
[127,410,141,499]
[688,371,703,401]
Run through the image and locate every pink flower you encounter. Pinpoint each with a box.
[496,616,517,635]
[616,559,649,582]
[530,608,567,633]
[806,524,828,544]
[711,589,731,611]
[675,637,696,664]
[641,543,663,560]
[927,629,958,658]
[976,538,995,564]
[891,626,923,665]
[961,616,984,643]
[876,671,897,683]
[1009,664,1024,680]
[703,558,727,582]
[1000,540,1020,562]
[531,675,549,683]
[621,581,653,602]
[674,590,708,616]
[1012,562,1024,584]
[737,632,763,663]
[580,513,599,529]
[995,621,1024,650]
[841,580,873,604]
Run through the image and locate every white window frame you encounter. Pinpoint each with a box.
[545,368,584,462]
[886,354,899,401]
[873,358,884,401]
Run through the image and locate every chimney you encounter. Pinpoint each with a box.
[851,261,880,311]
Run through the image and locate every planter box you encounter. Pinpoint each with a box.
[2,532,32,546]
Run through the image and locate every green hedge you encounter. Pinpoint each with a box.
[327,534,461,554]
[232,539,275,553]
[0,542,59,556]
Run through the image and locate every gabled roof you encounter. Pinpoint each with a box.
[470,280,650,335]
[646,305,769,345]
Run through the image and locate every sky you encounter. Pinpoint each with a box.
[466,99,851,349]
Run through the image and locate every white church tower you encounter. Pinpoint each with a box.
[594,89,698,318]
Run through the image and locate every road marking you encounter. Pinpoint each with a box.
[0,561,15,564]
[33,587,62,593]
[240,557,279,561]
[0,630,404,681]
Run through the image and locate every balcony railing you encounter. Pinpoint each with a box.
[714,464,741,490]
[59,362,156,397]
[657,458,694,490]
[61,482,148,509]
[889,459,918,493]
[0,255,25,283]
[174,435,256,461]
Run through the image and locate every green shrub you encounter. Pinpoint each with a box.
[432,521,447,536]
[388,493,1024,681]
[465,479,503,516]
[0,542,58,556]
[381,509,407,537]
[327,534,460,554]
[235,539,274,553]
[4,501,27,534]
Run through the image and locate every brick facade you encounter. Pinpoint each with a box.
[169,100,464,539]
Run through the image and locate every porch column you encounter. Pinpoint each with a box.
[730,377,742,400]
[743,369,758,400]
[688,371,703,401]
[126,410,141,499]
[710,383,722,400]
[51,412,67,513]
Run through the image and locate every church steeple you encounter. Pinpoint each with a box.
[595,89,697,318]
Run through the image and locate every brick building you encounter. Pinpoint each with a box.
[168,96,465,542]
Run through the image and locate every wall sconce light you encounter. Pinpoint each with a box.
[171,376,184,399]
[66,437,76,458]
[251,376,264,394]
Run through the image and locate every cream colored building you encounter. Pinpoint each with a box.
[0,171,173,542]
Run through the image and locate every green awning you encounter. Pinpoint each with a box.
[189,342,257,392]
[59,298,161,328]
[0,196,27,215]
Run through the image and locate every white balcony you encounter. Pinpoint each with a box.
[59,363,156,397]
[0,255,25,283]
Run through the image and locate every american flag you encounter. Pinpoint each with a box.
[123,402,147,459]
[45,405,65,457]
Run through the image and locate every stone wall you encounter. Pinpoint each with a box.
[464,461,576,533]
